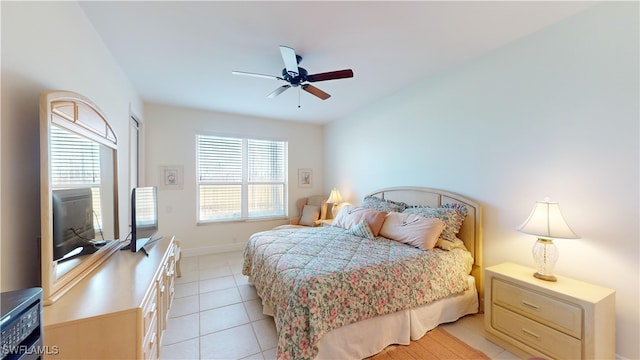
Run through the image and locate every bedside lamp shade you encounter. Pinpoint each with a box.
[517,198,579,282]
[327,188,343,204]
[326,188,343,217]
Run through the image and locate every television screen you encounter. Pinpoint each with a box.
[131,186,159,252]
[52,188,96,261]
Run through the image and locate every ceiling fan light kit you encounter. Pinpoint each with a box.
[233,45,353,102]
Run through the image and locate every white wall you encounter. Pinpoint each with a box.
[325,3,638,358]
[143,103,325,254]
[1,2,142,290]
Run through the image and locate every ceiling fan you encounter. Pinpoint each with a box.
[232,46,354,101]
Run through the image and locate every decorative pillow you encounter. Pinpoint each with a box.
[403,205,466,242]
[436,237,467,251]
[346,219,375,240]
[361,195,407,213]
[299,204,320,226]
[333,205,387,236]
[440,203,469,218]
[379,212,446,251]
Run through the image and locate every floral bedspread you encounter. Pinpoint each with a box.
[242,226,473,360]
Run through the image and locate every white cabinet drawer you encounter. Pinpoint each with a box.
[142,286,159,334]
[493,278,582,338]
[492,305,582,360]
[143,321,158,360]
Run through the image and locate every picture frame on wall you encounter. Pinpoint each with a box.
[159,165,184,190]
[298,168,312,188]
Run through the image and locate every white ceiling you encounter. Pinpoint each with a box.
[79,1,596,124]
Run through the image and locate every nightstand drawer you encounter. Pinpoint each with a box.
[492,305,582,360]
[493,278,582,338]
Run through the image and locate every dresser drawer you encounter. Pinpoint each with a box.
[143,321,158,360]
[492,278,582,338]
[492,305,582,360]
[142,286,159,334]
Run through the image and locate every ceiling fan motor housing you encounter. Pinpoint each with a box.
[282,67,308,86]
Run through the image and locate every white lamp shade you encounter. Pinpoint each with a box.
[517,199,579,239]
[327,188,343,204]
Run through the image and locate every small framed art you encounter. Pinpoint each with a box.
[298,168,312,188]
[159,165,184,190]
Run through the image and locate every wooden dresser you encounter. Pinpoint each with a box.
[43,236,178,359]
[485,262,615,360]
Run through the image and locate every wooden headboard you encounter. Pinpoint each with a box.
[365,186,483,300]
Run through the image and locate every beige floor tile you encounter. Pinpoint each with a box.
[174,281,199,298]
[170,294,199,318]
[160,337,199,359]
[240,352,265,360]
[233,273,251,286]
[237,284,259,301]
[243,299,268,322]
[251,318,277,351]
[163,313,199,345]
[200,265,233,280]
[200,324,261,360]
[175,269,200,285]
[199,275,237,293]
[198,253,230,269]
[200,303,250,336]
[179,257,199,272]
[200,287,243,311]
[261,347,277,360]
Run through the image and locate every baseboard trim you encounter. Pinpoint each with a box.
[181,242,247,257]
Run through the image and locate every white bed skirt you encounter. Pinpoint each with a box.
[262,276,479,360]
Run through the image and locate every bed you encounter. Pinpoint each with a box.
[242,186,483,360]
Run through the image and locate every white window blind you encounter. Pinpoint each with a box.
[50,125,102,228]
[197,135,287,223]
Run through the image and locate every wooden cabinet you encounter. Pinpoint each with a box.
[43,236,179,359]
[485,262,615,360]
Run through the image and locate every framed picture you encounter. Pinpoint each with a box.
[298,168,312,188]
[159,165,184,190]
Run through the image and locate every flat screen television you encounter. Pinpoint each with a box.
[130,186,160,253]
[52,188,97,261]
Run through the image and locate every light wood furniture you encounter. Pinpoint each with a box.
[485,262,615,360]
[43,236,179,359]
[40,91,122,305]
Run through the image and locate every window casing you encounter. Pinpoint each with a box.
[197,134,288,223]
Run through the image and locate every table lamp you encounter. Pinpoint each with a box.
[517,197,579,282]
[326,188,343,218]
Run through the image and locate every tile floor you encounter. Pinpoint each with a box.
[161,251,518,360]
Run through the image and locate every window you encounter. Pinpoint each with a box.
[196,134,288,223]
[50,125,103,229]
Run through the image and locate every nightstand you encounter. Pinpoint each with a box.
[484,262,615,360]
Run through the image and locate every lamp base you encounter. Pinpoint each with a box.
[532,238,559,283]
[533,272,557,282]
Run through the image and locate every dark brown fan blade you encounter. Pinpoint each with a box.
[302,84,330,100]
[307,69,353,82]
[268,85,291,98]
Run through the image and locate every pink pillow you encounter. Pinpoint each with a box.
[379,212,446,250]
[333,205,387,236]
